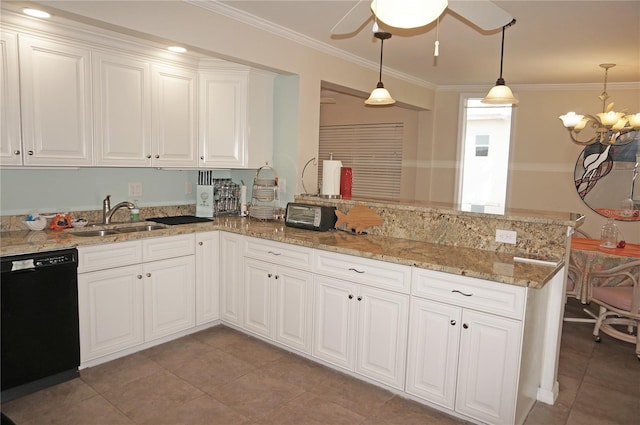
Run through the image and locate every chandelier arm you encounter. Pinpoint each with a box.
[566,129,598,146]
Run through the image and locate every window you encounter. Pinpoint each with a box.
[458,98,513,214]
[319,123,403,200]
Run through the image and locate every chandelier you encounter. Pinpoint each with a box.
[559,64,640,145]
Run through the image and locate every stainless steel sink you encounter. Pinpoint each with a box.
[115,224,167,233]
[70,229,120,237]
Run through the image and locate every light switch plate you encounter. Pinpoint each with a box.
[496,229,517,244]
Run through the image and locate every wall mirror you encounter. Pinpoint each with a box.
[574,134,640,221]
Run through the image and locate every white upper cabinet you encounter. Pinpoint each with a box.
[151,63,198,167]
[93,51,151,166]
[18,33,93,166]
[199,65,274,169]
[0,30,22,166]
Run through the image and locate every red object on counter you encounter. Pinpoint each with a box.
[340,167,352,200]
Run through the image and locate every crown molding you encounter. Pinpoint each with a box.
[185,0,436,90]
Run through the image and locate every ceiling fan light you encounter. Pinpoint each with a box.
[371,0,448,29]
[481,84,519,105]
[365,85,395,105]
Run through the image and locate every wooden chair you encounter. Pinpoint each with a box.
[588,260,640,359]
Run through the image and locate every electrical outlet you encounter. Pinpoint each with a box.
[496,229,517,244]
[128,182,143,197]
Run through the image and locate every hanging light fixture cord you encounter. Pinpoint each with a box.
[375,32,391,87]
[496,19,516,85]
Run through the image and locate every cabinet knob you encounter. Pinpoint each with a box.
[155,154,160,159]
[146,273,151,277]
[146,154,152,159]
[199,241,203,246]
[200,156,204,160]
[348,294,353,299]
[137,275,143,279]
[14,150,20,155]
[463,323,469,329]
[27,150,34,155]
[450,320,456,326]
[274,275,279,279]
[357,296,363,301]
[268,273,273,278]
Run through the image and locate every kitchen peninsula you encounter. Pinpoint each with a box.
[0,199,582,425]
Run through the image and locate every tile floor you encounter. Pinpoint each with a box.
[2,298,639,425]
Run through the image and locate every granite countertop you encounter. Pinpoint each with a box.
[0,217,563,289]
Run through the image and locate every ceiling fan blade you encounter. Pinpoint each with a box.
[448,0,513,31]
[330,0,372,35]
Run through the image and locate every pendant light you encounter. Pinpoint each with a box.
[365,32,395,105]
[482,19,518,105]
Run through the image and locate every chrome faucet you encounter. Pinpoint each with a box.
[102,195,136,224]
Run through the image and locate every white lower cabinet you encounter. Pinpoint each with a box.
[407,268,526,425]
[78,234,196,364]
[219,231,243,325]
[243,257,312,353]
[196,231,220,325]
[313,274,409,390]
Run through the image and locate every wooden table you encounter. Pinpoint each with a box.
[569,237,640,303]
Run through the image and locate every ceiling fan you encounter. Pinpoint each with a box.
[331,0,513,34]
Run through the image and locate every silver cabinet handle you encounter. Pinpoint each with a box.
[146,273,151,277]
[199,241,203,246]
[452,289,473,297]
[27,150,34,155]
[137,275,143,279]
[14,150,20,155]
[450,320,456,326]
[268,273,273,278]
[146,154,151,159]
[357,296,362,301]
[268,251,281,256]
[463,323,469,329]
[155,154,160,159]
[348,268,364,274]
[200,156,204,160]
[275,275,279,279]
[348,294,353,299]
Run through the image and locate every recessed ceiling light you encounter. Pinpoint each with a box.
[23,8,52,19]
[167,46,187,53]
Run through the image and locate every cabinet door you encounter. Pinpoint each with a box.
[0,30,22,166]
[151,64,198,167]
[243,257,273,338]
[312,275,356,371]
[18,34,93,166]
[220,232,243,325]
[274,265,313,354]
[143,255,196,341]
[455,309,522,425]
[245,69,274,168]
[196,231,220,325]
[78,264,144,363]
[405,298,461,409]
[198,70,247,168]
[93,51,151,166]
[355,285,409,390]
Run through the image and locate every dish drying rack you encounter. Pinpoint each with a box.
[248,166,281,220]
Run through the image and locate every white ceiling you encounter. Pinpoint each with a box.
[214,0,640,87]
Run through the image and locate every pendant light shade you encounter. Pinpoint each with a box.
[371,0,448,29]
[365,32,395,106]
[482,19,518,105]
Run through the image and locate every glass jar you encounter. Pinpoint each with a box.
[599,218,618,248]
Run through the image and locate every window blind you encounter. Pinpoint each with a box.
[319,123,403,200]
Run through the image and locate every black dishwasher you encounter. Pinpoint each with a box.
[1,248,80,402]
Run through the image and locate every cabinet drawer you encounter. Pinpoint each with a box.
[412,268,526,320]
[78,240,142,273]
[313,250,411,294]
[243,236,312,270]
[142,234,195,262]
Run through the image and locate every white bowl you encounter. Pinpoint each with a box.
[71,219,88,228]
[23,217,47,231]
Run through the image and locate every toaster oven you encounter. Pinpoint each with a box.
[284,203,337,231]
